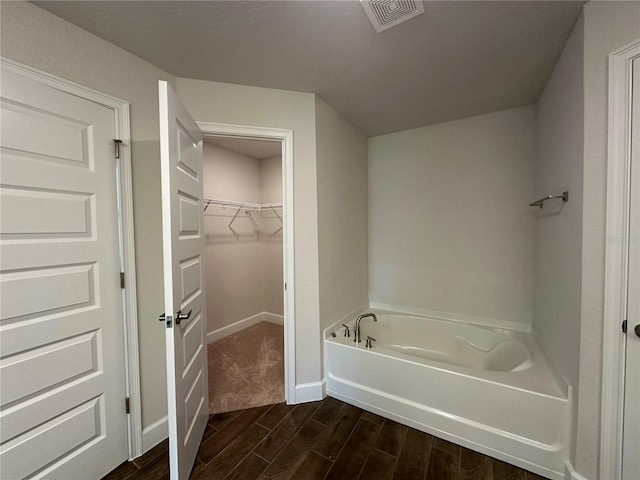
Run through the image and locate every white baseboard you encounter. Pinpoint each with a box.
[294,379,325,403]
[564,461,589,480]
[369,302,532,332]
[141,416,168,454]
[207,311,284,343]
[263,312,284,326]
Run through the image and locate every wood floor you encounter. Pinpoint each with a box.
[103,396,549,480]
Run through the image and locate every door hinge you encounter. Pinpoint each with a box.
[622,319,627,333]
[113,139,122,159]
[284,282,287,291]
[125,397,130,414]
[120,272,125,289]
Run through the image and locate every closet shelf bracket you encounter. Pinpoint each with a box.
[528,191,568,209]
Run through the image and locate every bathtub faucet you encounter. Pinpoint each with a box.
[355,313,377,343]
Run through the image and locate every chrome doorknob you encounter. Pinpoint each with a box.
[635,324,640,338]
[175,309,192,325]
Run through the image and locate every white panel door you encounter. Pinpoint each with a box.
[622,56,640,480]
[0,67,128,478]
[158,81,208,480]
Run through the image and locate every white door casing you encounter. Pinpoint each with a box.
[0,64,130,478]
[159,81,209,480]
[622,55,640,480]
[601,39,640,480]
[196,121,296,404]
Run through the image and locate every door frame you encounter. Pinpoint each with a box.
[197,122,296,404]
[600,38,640,480]
[0,58,143,459]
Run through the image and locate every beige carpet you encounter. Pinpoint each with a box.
[207,321,284,414]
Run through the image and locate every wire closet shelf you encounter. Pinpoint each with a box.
[203,198,283,235]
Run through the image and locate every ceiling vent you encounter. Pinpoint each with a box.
[361,0,425,33]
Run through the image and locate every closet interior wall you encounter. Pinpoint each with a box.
[203,142,283,337]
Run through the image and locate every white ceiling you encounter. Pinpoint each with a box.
[34,1,585,136]
[204,136,282,159]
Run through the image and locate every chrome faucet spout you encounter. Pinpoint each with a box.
[355,313,377,343]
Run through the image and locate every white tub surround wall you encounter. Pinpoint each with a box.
[176,78,322,389]
[325,311,570,480]
[368,106,537,329]
[315,97,369,333]
[368,302,532,333]
[534,12,584,470]
[577,3,640,479]
[534,12,584,390]
[0,2,175,448]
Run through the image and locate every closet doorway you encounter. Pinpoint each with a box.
[198,123,295,415]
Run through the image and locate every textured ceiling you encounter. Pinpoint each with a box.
[204,136,282,160]
[34,1,585,136]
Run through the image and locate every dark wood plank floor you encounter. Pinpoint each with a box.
[103,397,549,480]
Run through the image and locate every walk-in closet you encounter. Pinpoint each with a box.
[202,136,284,414]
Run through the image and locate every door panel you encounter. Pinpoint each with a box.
[158,80,208,480]
[622,56,640,480]
[0,66,127,479]
[0,186,93,237]
[1,331,98,405]
[1,100,92,167]
[2,397,103,480]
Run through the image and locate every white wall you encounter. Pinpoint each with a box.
[260,155,284,316]
[261,155,283,203]
[533,13,584,464]
[315,97,369,331]
[577,2,640,478]
[12,4,638,472]
[202,145,283,333]
[1,3,322,428]
[0,1,174,436]
[176,78,321,385]
[368,106,537,327]
[203,143,264,333]
[204,143,261,203]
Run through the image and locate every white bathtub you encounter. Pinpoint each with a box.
[324,311,570,480]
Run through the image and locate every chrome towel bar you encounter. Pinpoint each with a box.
[529,191,569,209]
